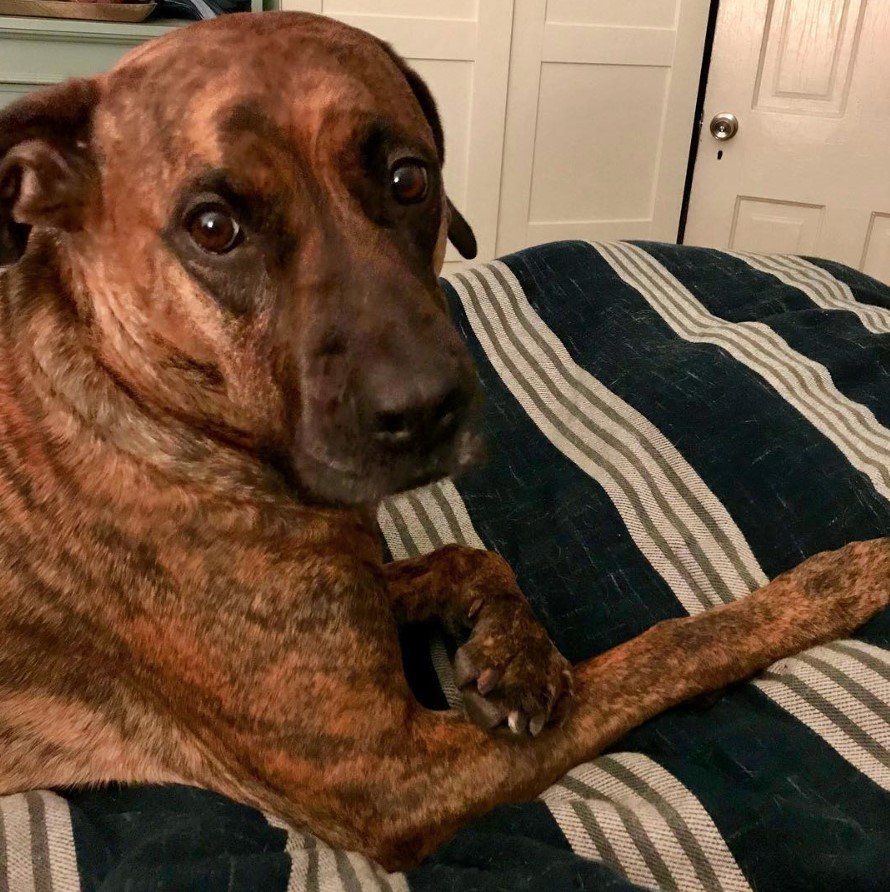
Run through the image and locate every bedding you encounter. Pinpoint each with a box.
[2,240,887,891]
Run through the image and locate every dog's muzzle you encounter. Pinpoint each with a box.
[295,329,482,504]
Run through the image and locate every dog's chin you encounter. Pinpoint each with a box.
[294,428,485,508]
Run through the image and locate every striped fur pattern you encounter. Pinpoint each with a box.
[1,240,888,889]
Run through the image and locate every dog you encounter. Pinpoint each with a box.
[0,11,886,871]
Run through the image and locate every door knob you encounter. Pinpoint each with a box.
[709,113,739,141]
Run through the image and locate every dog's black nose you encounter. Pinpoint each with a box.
[370,380,468,452]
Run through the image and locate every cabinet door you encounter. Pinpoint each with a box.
[282,1,513,269]
[497,0,710,254]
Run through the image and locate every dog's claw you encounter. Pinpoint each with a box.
[453,596,573,737]
[507,710,527,736]
[529,713,546,737]
[477,667,501,695]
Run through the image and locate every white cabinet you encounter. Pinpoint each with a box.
[0,16,189,108]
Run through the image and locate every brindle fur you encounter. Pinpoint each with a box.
[0,12,886,871]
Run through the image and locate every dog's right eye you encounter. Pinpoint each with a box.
[185,204,242,254]
[390,161,428,205]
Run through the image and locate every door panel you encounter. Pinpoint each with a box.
[496,0,710,254]
[528,64,669,222]
[861,213,890,282]
[754,0,865,116]
[547,0,678,29]
[323,0,478,17]
[730,197,824,253]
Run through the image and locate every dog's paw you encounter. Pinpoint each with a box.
[453,597,573,737]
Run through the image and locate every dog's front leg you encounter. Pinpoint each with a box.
[246,538,888,872]
[383,544,573,735]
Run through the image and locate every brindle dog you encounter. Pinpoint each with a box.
[0,11,886,871]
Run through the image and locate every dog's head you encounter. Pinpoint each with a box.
[0,12,483,505]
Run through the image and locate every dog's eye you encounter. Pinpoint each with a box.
[390,161,428,205]
[185,205,242,254]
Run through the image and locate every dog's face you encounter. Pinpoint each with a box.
[0,12,482,505]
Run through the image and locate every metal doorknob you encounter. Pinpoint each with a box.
[709,113,739,141]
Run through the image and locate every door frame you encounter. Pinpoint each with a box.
[677,0,721,244]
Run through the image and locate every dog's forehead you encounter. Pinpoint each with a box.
[92,13,438,222]
[104,14,426,155]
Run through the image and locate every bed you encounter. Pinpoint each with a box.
[3,240,888,891]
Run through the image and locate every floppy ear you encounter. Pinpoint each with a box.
[379,43,477,260]
[0,78,99,267]
[445,198,477,261]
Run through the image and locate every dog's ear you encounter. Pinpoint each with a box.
[0,78,99,266]
[445,198,477,261]
[380,44,477,259]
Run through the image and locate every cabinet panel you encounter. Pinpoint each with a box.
[498,0,710,254]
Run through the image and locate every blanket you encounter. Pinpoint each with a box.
[2,241,887,891]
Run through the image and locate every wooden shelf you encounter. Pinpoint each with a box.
[0,14,189,40]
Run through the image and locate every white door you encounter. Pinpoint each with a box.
[685,0,890,283]
[281,0,513,271]
[495,0,712,255]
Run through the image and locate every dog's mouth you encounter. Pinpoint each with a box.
[294,424,485,507]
